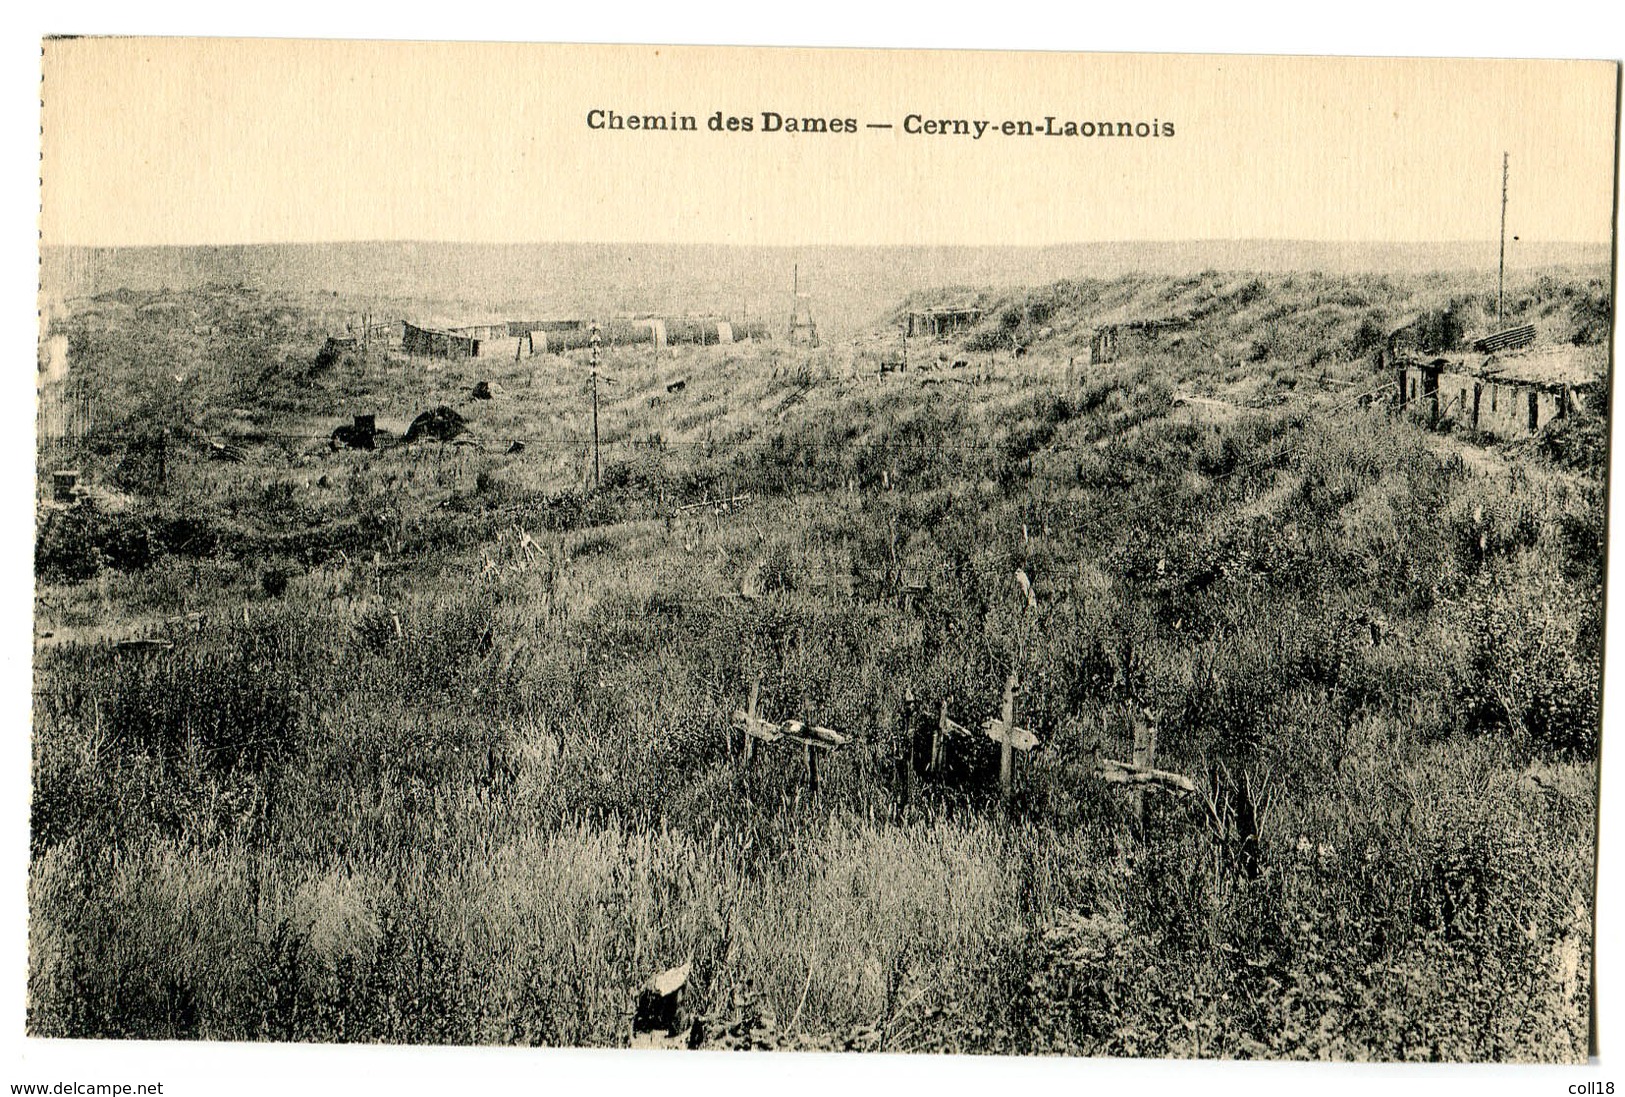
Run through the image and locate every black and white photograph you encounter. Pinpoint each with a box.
[22,34,1621,1090]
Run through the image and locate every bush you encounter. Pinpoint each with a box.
[1459,568,1601,757]
[1414,303,1467,353]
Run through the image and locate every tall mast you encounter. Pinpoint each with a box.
[1498,152,1509,329]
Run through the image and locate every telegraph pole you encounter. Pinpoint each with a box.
[590,319,602,492]
[1498,152,1509,329]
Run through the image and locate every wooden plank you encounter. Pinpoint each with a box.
[731,711,783,743]
[1093,757,1196,794]
[983,718,1038,752]
[801,700,819,795]
[1131,710,1158,824]
[1015,568,1038,609]
[780,720,850,750]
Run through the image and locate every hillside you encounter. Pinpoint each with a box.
[29,262,1609,1059]
[40,240,1613,342]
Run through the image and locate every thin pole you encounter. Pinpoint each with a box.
[590,320,602,492]
[743,677,759,768]
[1498,152,1509,329]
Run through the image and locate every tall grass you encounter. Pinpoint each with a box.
[29,269,1604,1058]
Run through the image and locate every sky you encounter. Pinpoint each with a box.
[39,40,1620,248]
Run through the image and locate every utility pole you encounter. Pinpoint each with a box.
[1498,151,1509,329]
[590,319,602,492]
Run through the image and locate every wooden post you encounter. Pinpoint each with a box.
[999,672,1018,802]
[742,677,760,768]
[803,698,819,796]
[899,689,916,808]
[934,699,949,773]
[1131,709,1156,827]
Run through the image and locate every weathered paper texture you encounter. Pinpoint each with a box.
[41,41,1617,248]
[29,38,1619,1076]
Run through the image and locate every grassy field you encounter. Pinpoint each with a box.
[30,263,1608,1059]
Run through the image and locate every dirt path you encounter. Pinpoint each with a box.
[1425,435,1511,479]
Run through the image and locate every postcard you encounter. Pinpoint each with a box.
[32,38,1618,1077]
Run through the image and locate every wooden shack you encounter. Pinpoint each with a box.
[905,306,983,339]
[1394,344,1603,439]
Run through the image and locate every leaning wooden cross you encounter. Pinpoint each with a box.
[731,679,779,765]
[779,720,852,750]
[729,679,851,793]
[1091,707,1197,823]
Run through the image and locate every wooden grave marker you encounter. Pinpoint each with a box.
[632,957,693,1049]
[981,672,1032,801]
[729,680,849,796]
[930,699,976,774]
[1091,707,1196,815]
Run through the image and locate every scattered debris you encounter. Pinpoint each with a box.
[404,406,468,444]
[164,611,205,633]
[329,414,378,451]
[50,469,82,505]
[209,440,249,463]
[665,378,687,394]
[679,492,754,513]
[113,638,173,655]
[505,440,526,455]
[632,958,694,1048]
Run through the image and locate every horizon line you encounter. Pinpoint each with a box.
[39,237,1619,252]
